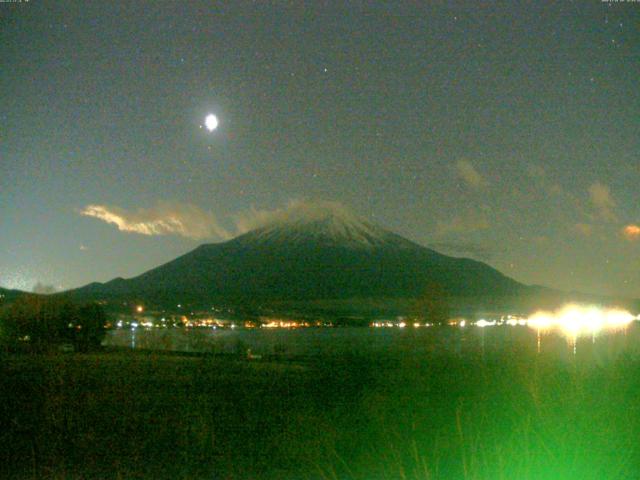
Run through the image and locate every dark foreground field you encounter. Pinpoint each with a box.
[1,346,640,479]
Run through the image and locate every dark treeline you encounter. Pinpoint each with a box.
[0,295,107,352]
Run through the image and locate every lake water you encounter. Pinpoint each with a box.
[104,322,640,364]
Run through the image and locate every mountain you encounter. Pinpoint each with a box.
[0,287,28,301]
[65,202,535,315]
[0,287,29,305]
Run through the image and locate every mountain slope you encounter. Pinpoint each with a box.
[66,203,526,310]
[0,287,28,305]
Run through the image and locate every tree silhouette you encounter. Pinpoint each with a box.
[0,296,107,352]
[75,303,107,351]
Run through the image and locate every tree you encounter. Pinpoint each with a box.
[0,296,107,352]
[0,295,61,351]
[75,303,107,351]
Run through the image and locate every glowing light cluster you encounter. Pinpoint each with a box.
[527,304,636,338]
[475,319,496,328]
[261,319,310,328]
[371,321,433,328]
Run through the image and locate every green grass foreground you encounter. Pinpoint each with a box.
[1,347,640,479]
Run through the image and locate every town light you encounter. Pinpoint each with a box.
[527,304,635,340]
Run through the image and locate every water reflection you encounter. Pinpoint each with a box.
[131,327,136,349]
[105,319,640,365]
[527,304,635,338]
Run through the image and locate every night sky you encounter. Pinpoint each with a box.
[1,1,639,298]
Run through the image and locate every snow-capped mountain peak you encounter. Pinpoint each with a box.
[235,201,409,248]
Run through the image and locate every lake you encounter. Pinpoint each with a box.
[104,322,640,364]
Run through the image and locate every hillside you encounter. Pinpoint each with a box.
[64,204,523,312]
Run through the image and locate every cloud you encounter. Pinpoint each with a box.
[80,199,361,241]
[233,199,359,234]
[32,282,57,294]
[435,210,490,236]
[80,202,231,240]
[623,224,640,240]
[588,182,617,222]
[233,206,283,234]
[455,160,488,189]
[532,235,549,245]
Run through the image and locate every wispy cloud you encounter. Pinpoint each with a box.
[233,200,357,234]
[32,282,57,294]
[435,209,490,236]
[455,160,488,189]
[80,202,231,240]
[623,224,640,240]
[588,182,617,222]
[233,206,283,234]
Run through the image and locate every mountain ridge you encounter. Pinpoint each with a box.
[60,203,640,316]
[63,205,526,312]
[233,200,415,249]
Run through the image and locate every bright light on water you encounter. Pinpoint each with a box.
[527,304,636,339]
[475,319,496,328]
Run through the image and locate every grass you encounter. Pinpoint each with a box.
[1,344,640,479]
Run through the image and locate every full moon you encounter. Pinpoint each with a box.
[204,114,219,132]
